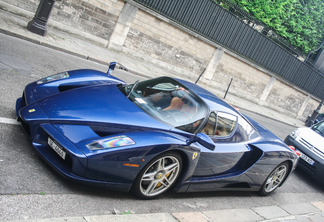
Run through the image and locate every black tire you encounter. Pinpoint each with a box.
[132,152,182,199]
[259,162,289,196]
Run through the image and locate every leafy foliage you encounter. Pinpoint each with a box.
[218,0,324,54]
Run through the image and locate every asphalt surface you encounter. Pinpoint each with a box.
[1,3,324,222]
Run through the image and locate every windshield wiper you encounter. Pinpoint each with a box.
[127,80,139,98]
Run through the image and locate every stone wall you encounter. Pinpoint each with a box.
[1,0,323,119]
[124,9,215,75]
[1,0,124,39]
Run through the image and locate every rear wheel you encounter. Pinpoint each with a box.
[259,162,289,196]
[132,152,182,199]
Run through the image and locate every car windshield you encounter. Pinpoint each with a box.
[312,121,324,137]
[120,77,208,133]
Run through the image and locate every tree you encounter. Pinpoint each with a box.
[224,0,324,54]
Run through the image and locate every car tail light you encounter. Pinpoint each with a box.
[288,145,301,157]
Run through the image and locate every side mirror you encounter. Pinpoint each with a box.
[193,133,215,150]
[107,62,116,75]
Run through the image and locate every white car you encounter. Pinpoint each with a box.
[285,121,324,183]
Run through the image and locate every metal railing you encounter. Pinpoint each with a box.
[133,0,324,100]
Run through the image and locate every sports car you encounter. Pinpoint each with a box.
[16,62,299,199]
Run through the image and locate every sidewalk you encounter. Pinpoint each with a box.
[6,202,324,222]
[0,4,315,222]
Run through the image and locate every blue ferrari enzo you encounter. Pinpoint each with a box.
[16,62,299,199]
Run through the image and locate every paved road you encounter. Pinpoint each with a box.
[1,33,323,221]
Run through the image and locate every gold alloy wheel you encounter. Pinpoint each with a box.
[139,155,181,197]
[264,164,288,193]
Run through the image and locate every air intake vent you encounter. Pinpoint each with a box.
[58,85,82,92]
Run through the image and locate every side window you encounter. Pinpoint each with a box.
[201,112,237,137]
[231,116,259,142]
[202,112,216,135]
[216,112,237,137]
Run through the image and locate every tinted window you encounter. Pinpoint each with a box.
[202,112,237,137]
[216,112,237,137]
[201,111,258,142]
[232,116,259,142]
[201,112,217,135]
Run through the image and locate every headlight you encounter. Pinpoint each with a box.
[37,72,69,84]
[290,129,300,140]
[86,135,135,150]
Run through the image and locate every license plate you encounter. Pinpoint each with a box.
[48,137,66,160]
[299,151,315,166]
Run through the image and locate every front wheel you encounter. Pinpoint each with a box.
[259,162,289,196]
[132,152,182,199]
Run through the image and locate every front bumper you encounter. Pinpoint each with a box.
[17,98,132,192]
[29,122,132,191]
[285,135,324,183]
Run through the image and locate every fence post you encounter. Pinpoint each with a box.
[223,78,233,99]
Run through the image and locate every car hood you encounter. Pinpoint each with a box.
[38,84,170,130]
[298,127,324,152]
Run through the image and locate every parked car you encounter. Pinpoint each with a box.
[285,121,324,183]
[16,62,299,199]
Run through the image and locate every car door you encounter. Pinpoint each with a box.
[193,111,260,178]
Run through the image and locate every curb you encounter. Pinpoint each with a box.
[5,202,324,222]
